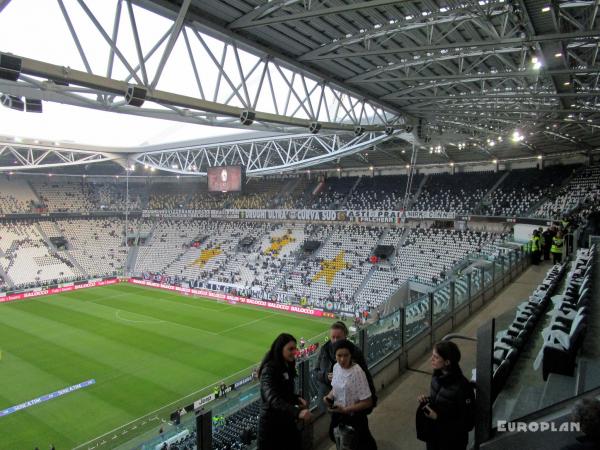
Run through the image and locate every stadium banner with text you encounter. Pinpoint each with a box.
[404,210,456,219]
[0,379,96,417]
[141,209,455,222]
[0,278,121,304]
[127,278,335,318]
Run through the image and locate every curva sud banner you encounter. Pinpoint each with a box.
[0,278,121,304]
[142,208,456,222]
[128,278,334,318]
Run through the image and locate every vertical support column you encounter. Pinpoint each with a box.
[298,359,313,450]
[299,359,310,404]
[449,280,456,327]
[400,307,407,363]
[474,319,495,449]
[196,409,213,450]
[358,327,367,359]
[467,272,472,314]
[428,292,434,346]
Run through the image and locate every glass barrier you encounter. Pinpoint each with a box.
[404,295,430,342]
[471,267,483,296]
[494,258,504,281]
[307,352,323,410]
[366,310,402,366]
[433,283,452,324]
[483,265,493,289]
[454,275,469,308]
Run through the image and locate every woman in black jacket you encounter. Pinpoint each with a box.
[258,333,311,450]
[417,341,470,450]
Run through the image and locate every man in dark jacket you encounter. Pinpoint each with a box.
[316,321,376,413]
[542,227,555,261]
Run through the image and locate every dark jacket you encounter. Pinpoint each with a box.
[426,368,469,450]
[258,361,302,450]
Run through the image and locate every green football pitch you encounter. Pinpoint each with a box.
[0,283,330,450]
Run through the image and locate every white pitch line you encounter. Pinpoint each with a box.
[115,310,165,324]
[217,311,279,335]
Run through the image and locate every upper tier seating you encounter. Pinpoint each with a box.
[31,180,95,212]
[535,164,600,218]
[483,166,573,217]
[344,174,423,210]
[414,171,503,215]
[0,178,37,214]
[311,177,358,209]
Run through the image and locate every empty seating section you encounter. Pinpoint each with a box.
[228,178,287,209]
[395,228,505,285]
[483,166,573,217]
[535,247,595,380]
[91,182,147,211]
[0,178,37,213]
[345,174,421,210]
[493,264,564,396]
[352,228,505,311]
[0,221,78,288]
[55,218,128,278]
[134,219,206,275]
[353,227,406,310]
[535,165,600,218]
[32,180,95,212]
[279,177,314,209]
[311,177,358,209]
[148,182,227,209]
[415,171,502,215]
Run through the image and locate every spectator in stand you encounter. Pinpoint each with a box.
[257,333,311,450]
[530,229,542,265]
[542,227,555,261]
[323,339,377,450]
[562,398,600,449]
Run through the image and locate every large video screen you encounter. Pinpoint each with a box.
[207,165,244,192]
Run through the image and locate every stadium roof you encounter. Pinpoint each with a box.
[0,0,598,174]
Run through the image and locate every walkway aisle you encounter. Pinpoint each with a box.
[317,262,553,450]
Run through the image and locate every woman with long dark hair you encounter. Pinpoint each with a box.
[257,333,311,450]
[417,341,472,450]
[323,339,377,450]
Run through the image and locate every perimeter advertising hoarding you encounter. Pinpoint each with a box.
[128,278,334,318]
[207,165,244,192]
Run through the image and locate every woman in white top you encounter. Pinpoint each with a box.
[323,339,377,450]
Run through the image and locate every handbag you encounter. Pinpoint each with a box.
[334,423,358,450]
[415,403,436,442]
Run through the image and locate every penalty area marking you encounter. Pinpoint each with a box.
[115,310,165,324]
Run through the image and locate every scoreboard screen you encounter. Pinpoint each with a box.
[207,165,244,192]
